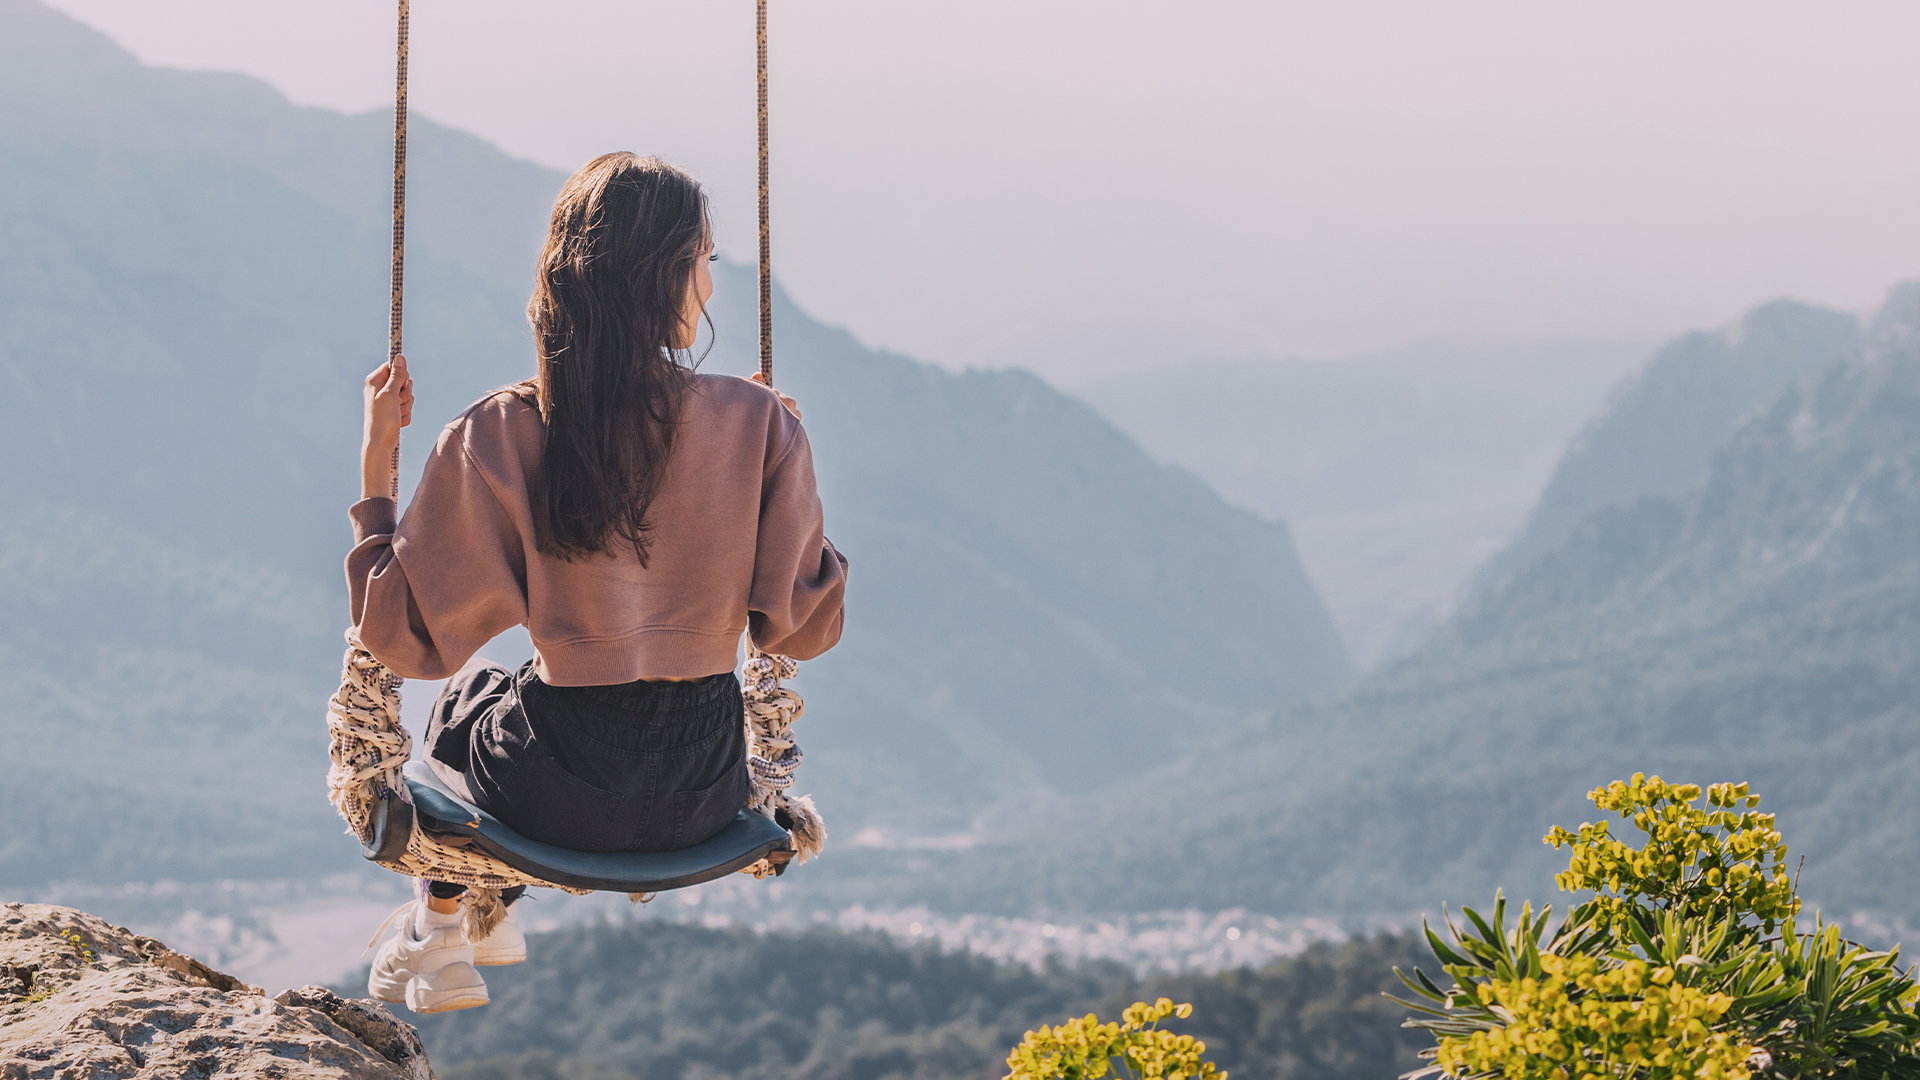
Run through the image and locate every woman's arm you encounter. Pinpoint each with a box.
[362,355,415,500]
[747,422,848,660]
[347,358,528,680]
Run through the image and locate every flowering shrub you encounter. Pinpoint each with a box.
[1547,779,1797,930]
[1436,953,1750,1080]
[1004,998,1224,1080]
[1395,774,1920,1079]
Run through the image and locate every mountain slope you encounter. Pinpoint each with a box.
[0,0,572,885]
[0,0,1346,884]
[932,287,1920,923]
[1472,299,1862,598]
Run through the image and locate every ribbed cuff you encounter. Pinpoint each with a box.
[349,497,398,543]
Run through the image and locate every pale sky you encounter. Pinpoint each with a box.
[43,0,1920,382]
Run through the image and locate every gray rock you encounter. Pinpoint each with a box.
[271,989,433,1080]
[0,904,436,1080]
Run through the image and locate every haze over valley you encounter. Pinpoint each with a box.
[1082,338,1649,668]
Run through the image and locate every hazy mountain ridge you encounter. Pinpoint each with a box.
[928,287,1920,923]
[0,0,559,884]
[1471,299,1863,601]
[1451,287,1920,657]
[0,0,539,575]
[0,0,1346,883]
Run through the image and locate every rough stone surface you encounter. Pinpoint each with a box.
[0,904,436,1080]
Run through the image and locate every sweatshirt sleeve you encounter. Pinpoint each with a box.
[345,423,530,680]
[747,422,848,660]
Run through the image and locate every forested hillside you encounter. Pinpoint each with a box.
[395,921,1428,1080]
[931,289,1920,924]
[0,0,1345,885]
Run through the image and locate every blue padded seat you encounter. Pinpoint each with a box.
[401,760,793,893]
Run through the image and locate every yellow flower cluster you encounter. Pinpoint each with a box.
[1005,998,1224,1080]
[1543,775,1798,924]
[1436,955,1754,1080]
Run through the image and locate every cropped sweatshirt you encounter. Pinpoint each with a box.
[346,373,847,685]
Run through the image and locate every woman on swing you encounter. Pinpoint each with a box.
[347,153,847,1013]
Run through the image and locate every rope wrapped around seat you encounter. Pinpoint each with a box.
[741,650,826,868]
[325,631,823,938]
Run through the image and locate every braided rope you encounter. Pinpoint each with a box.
[327,635,553,939]
[386,0,408,500]
[742,649,826,869]
[756,0,773,386]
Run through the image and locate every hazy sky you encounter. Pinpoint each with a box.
[43,0,1920,382]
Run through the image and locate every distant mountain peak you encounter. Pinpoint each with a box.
[1468,296,1862,601]
[1,0,138,72]
[1725,296,1860,349]
[1458,289,1920,649]
[1865,280,1920,345]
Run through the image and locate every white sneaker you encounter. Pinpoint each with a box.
[472,904,526,966]
[365,902,490,1013]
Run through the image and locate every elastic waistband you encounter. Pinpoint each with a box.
[561,668,740,710]
[515,661,741,727]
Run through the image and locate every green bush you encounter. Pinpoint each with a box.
[1395,775,1920,1079]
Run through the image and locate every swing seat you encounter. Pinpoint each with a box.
[392,760,795,893]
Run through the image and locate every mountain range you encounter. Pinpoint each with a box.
[932,287,1920,926]
[0,0,1347,886]
[6,0,1916,946]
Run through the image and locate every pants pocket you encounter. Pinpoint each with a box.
[426,663,515,775]
[487,741,633,852]
[671,763,750,850]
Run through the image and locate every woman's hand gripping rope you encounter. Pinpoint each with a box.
[748,371,800,419]
[362,355,416,500]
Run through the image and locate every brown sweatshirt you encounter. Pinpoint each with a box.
[346,373,847,684]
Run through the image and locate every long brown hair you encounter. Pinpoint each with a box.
[525,153,710,563]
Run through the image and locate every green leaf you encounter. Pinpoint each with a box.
[1390,966,1447,1005]
[1424,923,1472,969]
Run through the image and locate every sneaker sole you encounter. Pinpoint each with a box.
[406,980,490,1013]
[474,948,526,966]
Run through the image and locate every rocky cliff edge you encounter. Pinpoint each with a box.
[1,903,432,1080]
